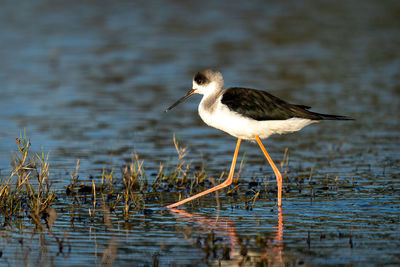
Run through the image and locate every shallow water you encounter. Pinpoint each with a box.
[0,0,399,266]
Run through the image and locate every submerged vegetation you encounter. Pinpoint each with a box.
[0,134,255,223]
[0,133,348,222]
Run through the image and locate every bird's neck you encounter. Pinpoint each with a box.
[199,89,223,114]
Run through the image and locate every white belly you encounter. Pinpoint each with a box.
[198,100,317,140]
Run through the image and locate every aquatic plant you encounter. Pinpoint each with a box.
[0,133,55,218]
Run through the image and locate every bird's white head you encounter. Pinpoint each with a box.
[165,69,224,112]
[192,69,224,96]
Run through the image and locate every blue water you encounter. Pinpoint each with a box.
[0,0,399,266]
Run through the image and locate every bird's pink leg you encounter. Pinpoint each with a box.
[166,138,242,209]
[255,136,282,207]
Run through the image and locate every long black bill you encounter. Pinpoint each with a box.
[165,89,196,112]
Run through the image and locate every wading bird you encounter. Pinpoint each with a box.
[165,69,352,208]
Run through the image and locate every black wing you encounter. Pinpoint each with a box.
[221,87,352,121]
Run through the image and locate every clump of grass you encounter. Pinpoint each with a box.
[152,134,194,189]
[119,153,148,219]
[65,155,143,220]
[0,133,56,218]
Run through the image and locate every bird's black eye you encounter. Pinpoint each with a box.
[194,73,207,85]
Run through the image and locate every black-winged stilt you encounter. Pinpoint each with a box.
[165,69,352,208]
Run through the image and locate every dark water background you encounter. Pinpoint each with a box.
[0,0,399,266]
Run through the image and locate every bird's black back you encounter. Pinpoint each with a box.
[221,87,352,121]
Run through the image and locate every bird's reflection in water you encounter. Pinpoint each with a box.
[169,206,284,265]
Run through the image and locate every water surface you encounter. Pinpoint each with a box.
[0,0,399,266]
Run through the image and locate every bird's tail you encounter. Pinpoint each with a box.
[314,112,354,120]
